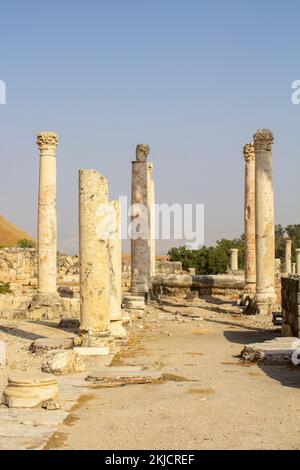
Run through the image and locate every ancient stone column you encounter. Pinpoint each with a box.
[296,249,300,275]
[275,258,281,275]
[79,170,110,346]
[243,143,256,296]
[230,249,239,272]
[36,132,58,298]
[254,129,276,312]
[131,145,150,296]
[147,163,156,278]
[109,200,122,322]
[285,239,292,273]
[292,263,296,274]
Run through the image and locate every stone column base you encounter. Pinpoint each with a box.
[255,292,277,315]
[110,321,128,340]
[80,329,117,352]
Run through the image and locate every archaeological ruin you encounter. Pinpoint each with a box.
[0,129,299,450]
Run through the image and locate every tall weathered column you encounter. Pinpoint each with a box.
[285,238,292,273]
[254,129,276,312]
[36,132,58,298]
[79,170,110,346]
[131,145,150,296]
[147,163,156,278]
[296,249,300,275]
[109,200,122,321]
[230,249,239,272]
[243,143,256,296]
[109,200,127,339]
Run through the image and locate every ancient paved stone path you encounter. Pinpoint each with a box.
[44,300,300,450]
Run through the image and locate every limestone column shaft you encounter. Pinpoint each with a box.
[147,163,156,278]
[79,170,110,340]
[230,249,239,272]
[285,239,292,273]
[243,143,256,295]
[36,132,58,295]
[296,249,300,275]
[254,129,276,310]
[109,200,122,321]
[131,145,151,295]
[292,263,296,274]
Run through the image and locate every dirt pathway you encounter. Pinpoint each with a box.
[45,300,300,450]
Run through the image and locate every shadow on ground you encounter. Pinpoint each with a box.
[223,329,278,345]
[259,364,300,389]
[0,325,46,341]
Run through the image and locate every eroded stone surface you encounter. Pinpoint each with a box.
[2,371,59,408]
[242,337,300,365]
[41,350,86,375]
[30,337,75,353]
[86,366,162,386]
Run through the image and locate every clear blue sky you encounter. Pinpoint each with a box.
[0,0,299,253]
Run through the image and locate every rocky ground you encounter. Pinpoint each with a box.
[0,295,300,450]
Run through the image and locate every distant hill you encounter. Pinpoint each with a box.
[0,215,34,247]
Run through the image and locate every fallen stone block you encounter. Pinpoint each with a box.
[58,286,74,298]
[2,372,59,408]
[41,350,86,375]
[122,295,145,310]
[110,321,127,339]
[58,318,80,330]
[74,346,109,356]
[86,366,162,386]
[242,337,300,365]
[30,337,75,353]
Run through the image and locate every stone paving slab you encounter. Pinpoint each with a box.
[242,337,300,365]
[86,366,162,386]
[0,408,68,426]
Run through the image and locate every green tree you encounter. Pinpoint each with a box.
[17,239,36,248]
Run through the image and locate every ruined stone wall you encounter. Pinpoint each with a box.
[0,248,79,288]
[281,276,300,338]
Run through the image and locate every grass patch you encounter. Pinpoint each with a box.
[0,282,12,295]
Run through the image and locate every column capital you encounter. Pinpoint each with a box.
[243,143,255,162]
[296,248,300,253]
[285,238,292,246]
[37,132,58,153]
[136,144,150,163]
[253,129,274,152]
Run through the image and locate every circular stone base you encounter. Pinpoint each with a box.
[2,372,58,408]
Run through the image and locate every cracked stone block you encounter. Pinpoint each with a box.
[86,366,162,386]
[242,337,300,365]
[110,321,127,339]
[30,337,75,353]
[41,350,86,375]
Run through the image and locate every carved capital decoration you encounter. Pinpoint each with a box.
[243,143,255,162]
[136,144,150,163]
[253,129,274,152]
[37,132,59,153]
